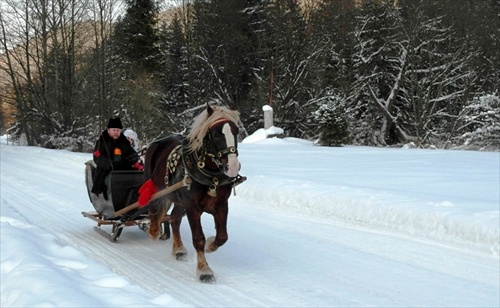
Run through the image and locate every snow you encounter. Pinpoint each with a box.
[262,104,273,111]
[242,126,284,143]
[1,133,499,307]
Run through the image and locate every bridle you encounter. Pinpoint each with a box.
[206,118,238,157]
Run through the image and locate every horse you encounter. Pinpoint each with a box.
[141,104,244,283]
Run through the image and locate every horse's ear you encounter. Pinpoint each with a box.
[206,103,214,116]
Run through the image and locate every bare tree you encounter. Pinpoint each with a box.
[87,0,119,124]
[400,0,473,148]
[350,0,409,146]
[0,0,96,149]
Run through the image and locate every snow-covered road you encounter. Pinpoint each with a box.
[1,138,499,307]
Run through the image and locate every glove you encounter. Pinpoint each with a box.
[132,161,144,171]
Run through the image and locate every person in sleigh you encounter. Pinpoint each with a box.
[91,117,143,200]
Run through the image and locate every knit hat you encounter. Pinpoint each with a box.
[107,117,123,129]
[123,129,139,151]
[123,129,138,141]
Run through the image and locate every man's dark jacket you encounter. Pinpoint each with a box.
[91,130,139,196]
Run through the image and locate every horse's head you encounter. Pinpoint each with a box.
[206,118,240,178]
[187,104,241,178]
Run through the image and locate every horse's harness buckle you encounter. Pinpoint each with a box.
[182,173,192,190]
[207,177,219,197]
[217,146,237,158]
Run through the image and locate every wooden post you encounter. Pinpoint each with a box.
[268,56,274,107]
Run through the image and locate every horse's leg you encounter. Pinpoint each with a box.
[147,201,165,240]
[160,200,172,240]
[205,202,229,253]
[195,250,214,283]
[186,208,215,283]
[170,205,187,260]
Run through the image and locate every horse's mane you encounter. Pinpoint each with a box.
[187,105,240,152]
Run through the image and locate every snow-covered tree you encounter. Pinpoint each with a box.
[458,95,500,151]
[399,0,473,148]
[349,0,408,146]
[157,14,190,117]
[310,0,357,100]
[113,0,162,75]
[264,0,322,138]
[314,94,349,147]
[109,0,167,141]
[0,0,96,149]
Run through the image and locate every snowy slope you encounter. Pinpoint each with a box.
[1,135,499,307]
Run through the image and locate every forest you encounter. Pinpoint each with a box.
[0,0,499,151]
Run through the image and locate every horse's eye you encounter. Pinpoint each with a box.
[211,131,224,141]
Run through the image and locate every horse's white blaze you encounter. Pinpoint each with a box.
[222,123,239,177]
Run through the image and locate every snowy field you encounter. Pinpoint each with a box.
[1,132,499,307]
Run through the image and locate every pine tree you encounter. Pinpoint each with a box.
[187,0,261,108]
[158,13,189,113]
[113,0,162,75]
[314,94,350,147]
[459,95,500,150]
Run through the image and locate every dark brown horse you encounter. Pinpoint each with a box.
[142,104,243,283]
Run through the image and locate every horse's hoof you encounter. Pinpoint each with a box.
[204,236,218,253]
[146,228,161,240]
[147,232,160,241]
[199,273,216,283]
[175,252,187,261]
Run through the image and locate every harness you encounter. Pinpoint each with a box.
[164,137,240,197]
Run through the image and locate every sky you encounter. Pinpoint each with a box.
[1,130,499,307]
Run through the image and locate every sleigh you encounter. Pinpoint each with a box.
[81,106,249,282]
[82,161,181,242]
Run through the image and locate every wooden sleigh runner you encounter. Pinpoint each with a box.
[82,161,187,242]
